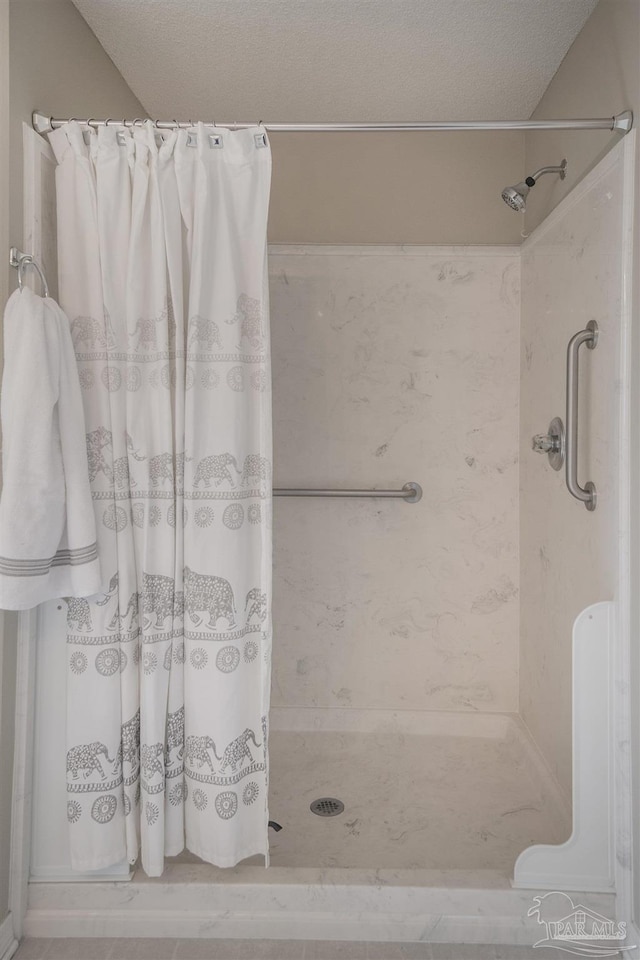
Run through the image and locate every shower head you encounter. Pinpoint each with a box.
[502,180,533,211]
[501,159,567,212]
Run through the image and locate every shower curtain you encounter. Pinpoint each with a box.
[49,121,272,877]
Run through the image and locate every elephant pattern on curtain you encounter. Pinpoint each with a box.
[49,121,272,876]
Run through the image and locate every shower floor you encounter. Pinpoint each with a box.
[28,712,580,942]
[172,709,570,874]
[265,711,570,872]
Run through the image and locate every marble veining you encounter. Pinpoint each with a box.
[269,246,520,714]
[519,148,626,799]
[265,713,568,870]
[167,711,569,872]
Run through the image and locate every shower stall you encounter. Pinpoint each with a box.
[10,115,636,946]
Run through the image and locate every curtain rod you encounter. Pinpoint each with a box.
[33,111,633,135]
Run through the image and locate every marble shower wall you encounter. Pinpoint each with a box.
[269,246,520,713]
[520,142,629,800]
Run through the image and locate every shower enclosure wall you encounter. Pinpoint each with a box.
[16,127,635,944]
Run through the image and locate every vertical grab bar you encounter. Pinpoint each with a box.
[566,320,598,511]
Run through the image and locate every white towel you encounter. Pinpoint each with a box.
[0,287,102,609]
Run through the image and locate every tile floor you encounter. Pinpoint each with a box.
[11,940,566,960]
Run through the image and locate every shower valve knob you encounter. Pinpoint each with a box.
[531,417,565,472]
[532,433,559,454]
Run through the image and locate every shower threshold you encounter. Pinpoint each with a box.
[24,710,613,946]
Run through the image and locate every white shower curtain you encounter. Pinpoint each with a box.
[49,121,272,876]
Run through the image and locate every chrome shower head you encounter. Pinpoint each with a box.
[502,180,533,211]
[501,159,567,212]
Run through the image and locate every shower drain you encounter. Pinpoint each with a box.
[310,797,344,817]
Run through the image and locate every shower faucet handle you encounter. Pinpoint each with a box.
[532,433,559,454]
[531,417,565,471]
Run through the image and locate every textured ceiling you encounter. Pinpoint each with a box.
[71,0,598,122]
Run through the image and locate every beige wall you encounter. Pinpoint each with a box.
[524,0,639,233]
[269,130,525,244]
[265,2,639,245]
[9,0,145,255]
[0,0,143,929]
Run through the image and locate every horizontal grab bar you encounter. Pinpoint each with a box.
[273,482,422,503]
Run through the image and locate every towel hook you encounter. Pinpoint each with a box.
[9,247,49,297]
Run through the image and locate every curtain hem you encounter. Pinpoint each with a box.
[185,841,270,869]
